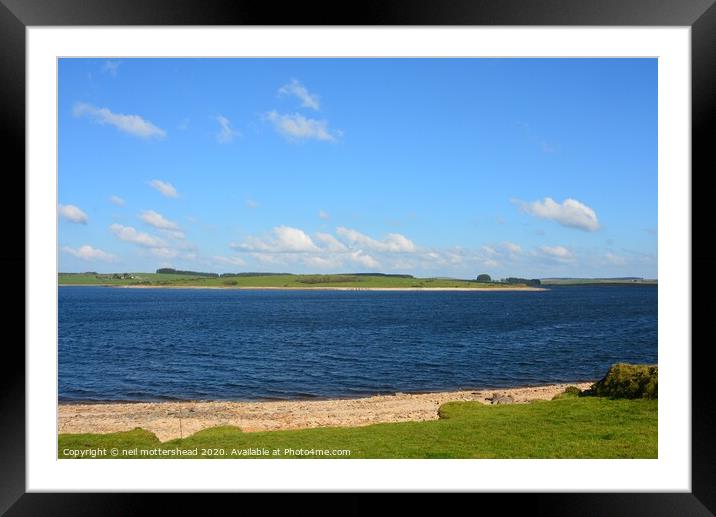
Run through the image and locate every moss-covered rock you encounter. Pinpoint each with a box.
[589,364,658,399]
[552,385,583,400]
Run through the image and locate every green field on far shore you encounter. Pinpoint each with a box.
[58,272,530,289]
[540,278,657,286]
[59,397,657,459]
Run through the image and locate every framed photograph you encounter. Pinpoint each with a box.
[4,0,714,513]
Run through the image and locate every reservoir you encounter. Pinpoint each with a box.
[58,285,657,402]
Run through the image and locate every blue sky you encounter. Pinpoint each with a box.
[58,58,657,278]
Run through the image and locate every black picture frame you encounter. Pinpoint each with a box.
[2,0,713,514]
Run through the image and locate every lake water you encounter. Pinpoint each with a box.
[58,286,657,402]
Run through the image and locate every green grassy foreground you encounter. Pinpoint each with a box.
[58,397,657,459]
[58,272,535,289]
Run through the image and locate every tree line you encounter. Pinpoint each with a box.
[475,274,541,286]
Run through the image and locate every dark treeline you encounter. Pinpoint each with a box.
[342,273,414,278]
[544,277,644,281]
[219,272,292,277]
[474,273,540,286]
[156,268,219,278]
[501,277,542,286]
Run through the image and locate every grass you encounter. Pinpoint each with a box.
[540,278,657,286]
[58,397,657,459]
[58,272,202,285]
[58,272,533,289]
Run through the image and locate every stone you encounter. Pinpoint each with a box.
[489,393,514,405]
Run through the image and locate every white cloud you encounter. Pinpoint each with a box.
[518,197,600,232]
[221,227,638,278]
[150,247,179,258]
[109,195,125,206]
[444,250,465,264]
[102,60,120,77]
[303,255,340,269]
[166,231,186,240]
[240,227,416,256]
[108,221,197,265]
[110,224,166,248]
[383,233,417,253]
[246,199,259,209]
[336,227,381,249]
[140,210,180,231]
[140,210,184,239]
[314,232,348,252]
[149,179,178,198]
[419,249,469,268]
[539,245,574,259]
[73,102,165,139]
[390,258,417,270]
[502,242,522,254]
[336,227,416,252]
[235,238,271,252]
[62,245,115,262]
[230,226,418,272]
[234,226,321,253]
[252,253,280,265]
[480,242,522,260]
[216,115,239,143]
[58,204,88,224]
[265,111,340,142]
[213,255,247,267]
[318,210,330,221]
[279,79,320,110]
[269,226,321,252]
[350,251,379,269]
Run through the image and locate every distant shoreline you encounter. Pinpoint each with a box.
[59,284,547,292]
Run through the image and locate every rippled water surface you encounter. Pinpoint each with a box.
[58,286,657,401]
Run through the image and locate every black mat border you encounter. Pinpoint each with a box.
[2,0,713,514]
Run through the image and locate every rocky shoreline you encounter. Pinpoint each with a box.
[59,382,593,442]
